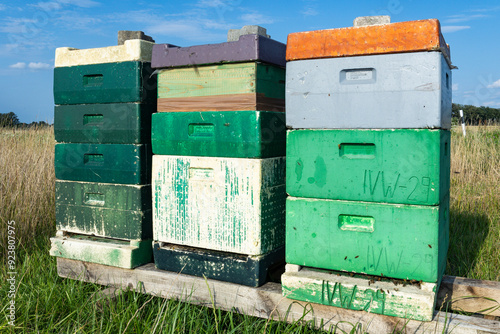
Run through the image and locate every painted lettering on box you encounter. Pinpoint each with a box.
[321,280,385,313]
[363,170,431,202]
[366,246,403,275]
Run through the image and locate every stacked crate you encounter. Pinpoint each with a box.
[151,26,287,287]
[50,32,156,269]
[281,18,452,321]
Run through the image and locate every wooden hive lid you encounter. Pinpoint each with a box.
[286,19,451,65]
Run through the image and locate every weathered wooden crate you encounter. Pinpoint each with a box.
[286,196,449,283]
[286,52,452,129]
[281,265,438,321]
[55,180,151,240]
[53,61,156,105]
[54,103,153,144]
[55,39,154,67]
[157,62,285,112]
[152,155,286,256]
[50,232,152,269]
[153,243,284,287]
[151,110,285,158]
[55,143,151,184]
[286,129,450,206]
[152,34,286,68]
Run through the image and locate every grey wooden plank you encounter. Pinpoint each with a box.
[57,258,500,333]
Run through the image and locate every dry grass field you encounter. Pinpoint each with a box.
[0,125,498,332]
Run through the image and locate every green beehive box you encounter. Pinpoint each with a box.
[50,234,152,269]
[157,62,285,112]
[287,129,450,206]
[53,61,156,105]
[286,196,449,283]
[151,111,285,158]
[55,143,150,184]
[56,180,152,240]
[54,103,154,144]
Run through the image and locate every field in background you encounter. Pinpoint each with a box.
[0,125,498,332]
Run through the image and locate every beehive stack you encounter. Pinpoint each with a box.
[281,17,452,321]
[50,32,156,269]
[151,26,287,287]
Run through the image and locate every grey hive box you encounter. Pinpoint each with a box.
[286,51,452,130]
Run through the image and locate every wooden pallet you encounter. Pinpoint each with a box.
[57,258,500,333]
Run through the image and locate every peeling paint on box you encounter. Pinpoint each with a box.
[152,155,285,255]
[50,233,152,269]
[281,267,437,321]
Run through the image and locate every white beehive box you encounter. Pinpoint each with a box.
[152,155,286,256]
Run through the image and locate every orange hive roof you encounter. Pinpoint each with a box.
[286,19,451,63]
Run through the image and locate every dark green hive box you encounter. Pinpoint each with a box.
[151,111,285,158]
[56,180,152,240]
[55,143,151,184]
[153,243,284,287]
[53,61,156,105]
[286,196,449,283]
[286,129,450,206]
[54,103,154,144]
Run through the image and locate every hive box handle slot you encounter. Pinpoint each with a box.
[188,123,215,137]
[338,215,375,233]
[83,114,104,125]
[339,143,376,159]
[83,74,104,87]
[340,68,376,85]
[84,193,105,206]
[84,154,104,165]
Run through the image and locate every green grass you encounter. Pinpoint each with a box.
[0,125,499,333]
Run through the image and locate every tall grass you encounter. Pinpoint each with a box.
[0,125,498,332]
[447,125,500,281]
[0,126,55,258]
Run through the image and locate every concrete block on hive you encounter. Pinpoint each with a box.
[152,34,286,68]
[54,103,154,144]
[227,25,270,41]
[54,143,151,185]
[157,62,285,112]
[285,196,449,283]
[152,155,286,256]
[286,52,452,129]
[286,129,450,206]
[117,30,154,45]
[55,180,152,240]
[151,111,285,158]
[353,15,390,26]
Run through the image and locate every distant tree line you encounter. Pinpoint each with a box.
[0,112,52,128]
[452,104,500,125]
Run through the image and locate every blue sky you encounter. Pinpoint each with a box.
[1,0,499,123]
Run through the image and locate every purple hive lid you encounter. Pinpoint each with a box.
[151,34,286,69]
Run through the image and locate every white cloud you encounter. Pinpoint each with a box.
[452,83,459,91]
[28,62,51,69]
[0,18,38,34]
[441,25,470,33]
[0,4,6,10]
[487,79,500,89]
[59,0,100,8]
[239,12,274,25]
[302,7,318,16]
[32,2,63,11]
[444,14,487,23]
[10,62,26,69]
[56,12,102,30]
[196,0,228,7]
